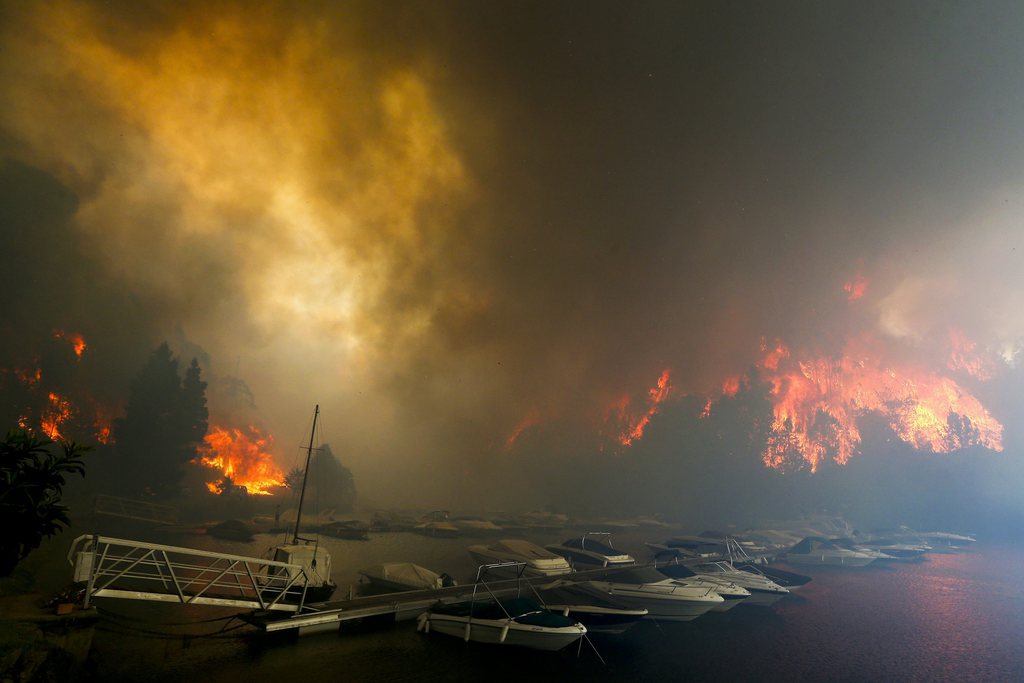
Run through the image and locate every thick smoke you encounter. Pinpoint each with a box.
[1,1,1023,524]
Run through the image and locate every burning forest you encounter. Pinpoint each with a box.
[0,1,1022,531]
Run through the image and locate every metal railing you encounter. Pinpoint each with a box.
[68,534,312,612]
[92,495,178,525]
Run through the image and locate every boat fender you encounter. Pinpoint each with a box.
[499,621,510,643]
[463,622,472,642]
[416,613,429,633]
[563,608,570,617]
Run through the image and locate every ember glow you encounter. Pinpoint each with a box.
[54,329,86,358]
[947,327,996,381]
[506,408,542,450]
[614,369,673,447]
[40,391,72,440]
[844,273,869,302]
[731,336,1004,472]
[200,424,285,495]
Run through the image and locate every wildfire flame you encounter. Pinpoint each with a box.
[947,327,995,381]
[14,366,42,385]
[843,275,868,302]
[723,336,1004,472]
[40,391,72,440]
[200,424,285,495]
[54,329,87,358]
[506,408,542,450]
[613,369,673,447]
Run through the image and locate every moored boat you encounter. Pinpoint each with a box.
[359,562,456,592]
[263,405,337,603]
[546,533,635,569]
[586,567,724,621]
[783,537,877,567]
[684,560,790,607]
[320,520,370,540]
[467,539,573,577]
[535,579,648,634]
[417,596,586,650]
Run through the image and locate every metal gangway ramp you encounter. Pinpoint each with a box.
[92,494,178,525]
[68,534,314,612]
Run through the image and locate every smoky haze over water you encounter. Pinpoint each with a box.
[2,1,1024,529]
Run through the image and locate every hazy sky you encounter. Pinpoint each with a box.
[2,1,1022,517]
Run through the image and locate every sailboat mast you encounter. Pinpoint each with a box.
[293,404,319,543]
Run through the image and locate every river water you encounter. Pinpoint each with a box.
[82,530,1024,682]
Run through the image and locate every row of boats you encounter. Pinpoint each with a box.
[353,522,976,652]
[358,534,805,651]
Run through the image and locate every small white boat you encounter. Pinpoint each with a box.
[358,562,456,592]
[685,560,790,607]
[656,564,750,612]
[546,533,635,569]
[414,511,460,538]
[783,537,877,567]
[586,567,723,621]
[467,539,572,577]
[417,596,586,650]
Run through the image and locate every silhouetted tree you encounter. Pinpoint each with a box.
[284,466,304,491]
[0,430,88,576]
[181,358,209,444]
[310,444,356,511]
[112,343,208,497]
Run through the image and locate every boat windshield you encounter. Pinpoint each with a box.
[562,537,618,555]
[607,567,667,584]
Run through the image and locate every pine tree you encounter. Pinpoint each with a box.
[112,344,208,497]
[182,358,209,445]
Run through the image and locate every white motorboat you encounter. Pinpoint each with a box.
[684,560,790,606]
[856,539,931,561]
[414,510,460,537]
[655,564,750,611]
[545,533,636,569]
[467,539,572,577]
[783,537,877,567]
[535,579,648,634]
[417,596,586,650]
[586,567,724,621]
[358,562,456,592]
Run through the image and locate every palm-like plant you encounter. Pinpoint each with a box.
[0,430,88,576]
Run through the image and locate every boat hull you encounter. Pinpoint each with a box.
[544,604,647,635]
[594,585,722,622]
[423,614,585,650]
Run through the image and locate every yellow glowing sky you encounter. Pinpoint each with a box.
[0,2,481,436]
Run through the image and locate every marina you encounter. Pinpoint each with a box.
[60,531,1024,682]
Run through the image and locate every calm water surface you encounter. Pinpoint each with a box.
[86,532,1024,682]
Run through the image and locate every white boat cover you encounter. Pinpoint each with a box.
[364,562,445,589]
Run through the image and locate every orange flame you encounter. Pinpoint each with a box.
[40,391,72,440]
[947,327,995,381]
[506,408,542,450]
[721,376,741,397]
[843,275,868,301]
[749,337,1003,472]
[11,366,42,385]
[200,424,285,495]
[54,329,87,358]
[615,369,673,447]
